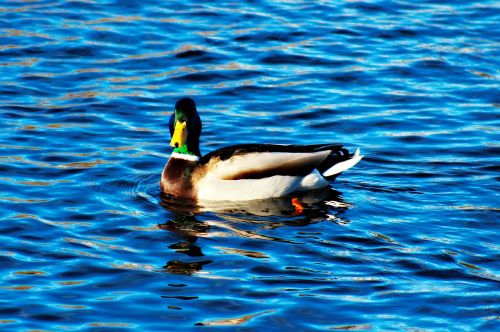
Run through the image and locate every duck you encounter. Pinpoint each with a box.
[161,97,363,202]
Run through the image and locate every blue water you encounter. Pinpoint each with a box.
[1,0,499,331]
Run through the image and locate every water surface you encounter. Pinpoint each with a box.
[0,0,499,331]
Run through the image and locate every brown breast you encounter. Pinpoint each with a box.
[160,157,203,200]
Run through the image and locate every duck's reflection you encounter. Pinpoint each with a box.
[158,214,211,275]
[162,259,212,275]
[159,187,350,218]
[158,187,352,275]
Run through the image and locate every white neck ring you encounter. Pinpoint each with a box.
[170,152,200,162]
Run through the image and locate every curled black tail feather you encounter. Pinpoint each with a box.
[318,148,352,181]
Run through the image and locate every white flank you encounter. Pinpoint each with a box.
[209,151,330,179]
[196,169,329,201]
[170,152,200,162]
[322,148,363,177]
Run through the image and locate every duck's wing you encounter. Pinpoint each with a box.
[200,144,344,180]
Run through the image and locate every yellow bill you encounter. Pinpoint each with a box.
[170,120,187,148]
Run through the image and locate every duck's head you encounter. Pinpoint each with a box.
[169,97,202,157]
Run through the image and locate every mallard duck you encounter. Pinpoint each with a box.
[161,97,363,202]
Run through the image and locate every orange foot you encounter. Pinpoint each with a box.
[291,197,304,216]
